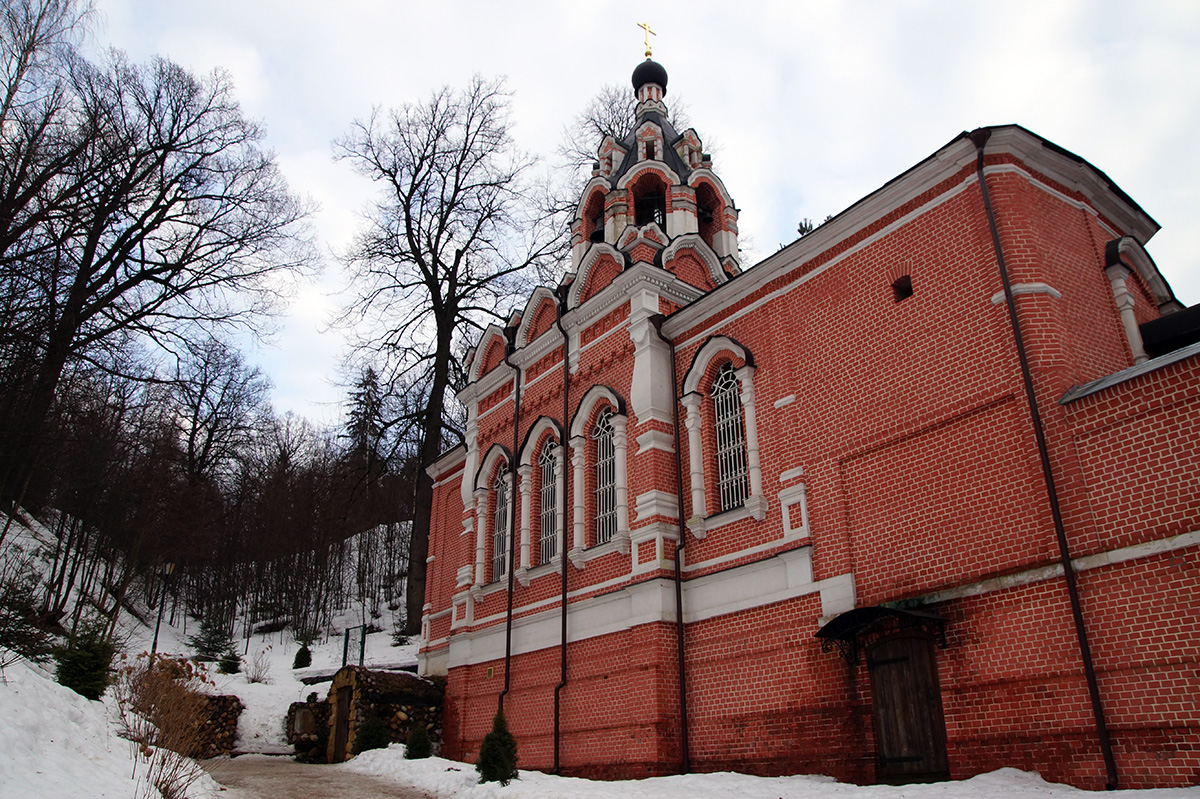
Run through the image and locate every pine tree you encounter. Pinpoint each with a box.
[189,616,233,662]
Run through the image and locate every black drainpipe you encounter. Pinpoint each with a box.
[498,325,523,714]
[552,285,572,773]
[650,313,690,774]
[970,128,1118,790]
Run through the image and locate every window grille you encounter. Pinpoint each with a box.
[712,364,749,511]
[593,409,617,545]
[492,468,509,581]
[539,440,558,564]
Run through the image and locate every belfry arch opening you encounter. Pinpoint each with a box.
[582,190,606,244]
[696,181,721,250]
[629,171,668,229]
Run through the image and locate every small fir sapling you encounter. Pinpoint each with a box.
[476,709,518,785]
[293,644,312,669]
[54,621,117,700]
[405,722,432,759]
[217,649,241,674]
[189,616,234,663]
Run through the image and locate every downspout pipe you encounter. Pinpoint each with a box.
[650,313,690,774]
[552,284,571,774]
[498,324,523,714]
[970,128,1118,790]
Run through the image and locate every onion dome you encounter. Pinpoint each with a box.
[632,59,668,96]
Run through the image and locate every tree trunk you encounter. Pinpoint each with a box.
[404,323,454,636]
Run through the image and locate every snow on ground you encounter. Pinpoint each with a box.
[4,510,1198,799]
[344,748,1200,799]
[0,658,139,798]
[198,619,419,754]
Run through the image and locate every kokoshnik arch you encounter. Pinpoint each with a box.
[417,55,1200,789]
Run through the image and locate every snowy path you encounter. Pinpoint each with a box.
[201,754,436,799]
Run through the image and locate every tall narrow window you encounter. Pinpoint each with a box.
[539,440,558,564]
[593,409,617,545]
[712,363,749,511]
[492,468,509,581]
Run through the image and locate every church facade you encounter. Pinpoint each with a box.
[417,59,1200,789]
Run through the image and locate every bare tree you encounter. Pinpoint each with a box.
[335,76,564,633]
[557,83,690,178]
[172,337,270,487]
[0,48,313,506]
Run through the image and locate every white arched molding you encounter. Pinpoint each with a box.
[1110,236,1181,313]
[569,385,631,564]
[515,287,559,348]
[467,324,509,383]
[473,445,511,590]
[568,243,625,309]
[681,337,767,538]
[662,235,728,287]
[517,418,565,582]
[574,176,613,222]
[615,159,681,191]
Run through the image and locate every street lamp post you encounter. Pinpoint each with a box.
[150,561,176,657]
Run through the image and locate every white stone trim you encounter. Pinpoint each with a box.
[900,529,1200,610]
[779,466,805,483]
[779,483,809,538]
[442,544,853,668]
[989,282,1063,305]
[635,490,679,521]
[773,394,796,409]
[636,429,674,454]
[1106,264,1149,364]
[628,287,675,427]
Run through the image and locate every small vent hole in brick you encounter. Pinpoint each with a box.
[893,275,913,302]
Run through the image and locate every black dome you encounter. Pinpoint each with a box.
[632,59,668,95]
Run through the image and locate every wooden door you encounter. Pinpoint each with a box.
[866,632,949,784]
[332,686,351,763]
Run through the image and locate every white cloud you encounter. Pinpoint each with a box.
[89,0,1200,419]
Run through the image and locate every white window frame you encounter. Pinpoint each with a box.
[681,337,766,537]
[568,386,631,566]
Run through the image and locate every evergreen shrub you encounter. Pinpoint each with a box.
[476,709,518,785]
[217,650,241,674]
[54,622,117,700]
[292,644,312,669]
[405,722,432,759]
[189,617,233,663]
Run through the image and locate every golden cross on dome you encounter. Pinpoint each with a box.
[637,21,656,58]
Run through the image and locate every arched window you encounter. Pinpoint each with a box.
[539,440,558,564]
[711,363,750,511]
[492,468,510,582]
[593,409,617,545]
[681,337,766,536]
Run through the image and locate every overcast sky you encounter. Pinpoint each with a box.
[88,0,1200,425]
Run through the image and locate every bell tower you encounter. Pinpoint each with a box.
[568,57,741,294]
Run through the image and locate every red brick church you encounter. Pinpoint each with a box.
[417,56,1200,789]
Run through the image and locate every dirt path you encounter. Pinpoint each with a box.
[201,754,438,799]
